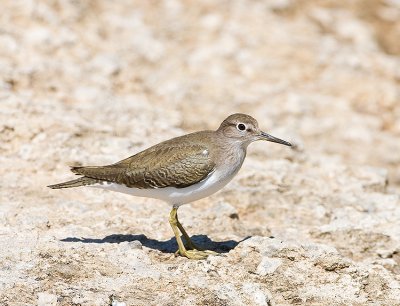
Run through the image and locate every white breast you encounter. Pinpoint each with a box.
[90,148,246,206]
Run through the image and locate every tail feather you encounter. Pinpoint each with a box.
[70,165,124,182]
[47,177,102,189]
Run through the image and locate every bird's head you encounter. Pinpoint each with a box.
[217,113,292,147]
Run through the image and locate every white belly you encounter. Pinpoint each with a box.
[90,169,237,206]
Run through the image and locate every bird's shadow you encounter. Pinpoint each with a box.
[61,234,249,254]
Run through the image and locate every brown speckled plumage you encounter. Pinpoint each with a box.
[69,132,216,189]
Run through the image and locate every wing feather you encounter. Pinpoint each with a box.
[71,142,215,189]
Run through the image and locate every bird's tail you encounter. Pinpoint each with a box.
[47,177,101,189]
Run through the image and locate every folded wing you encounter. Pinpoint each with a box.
[71,143,215,189]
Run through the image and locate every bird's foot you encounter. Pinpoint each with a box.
[176,249,219,260]
[184,238,219,256]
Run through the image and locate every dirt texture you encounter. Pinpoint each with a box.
[1,1,400,305]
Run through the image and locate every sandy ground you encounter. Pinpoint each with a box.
[1,1,400,305]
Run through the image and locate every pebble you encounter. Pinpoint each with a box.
[37,293,57,306]
[256,257,282,276]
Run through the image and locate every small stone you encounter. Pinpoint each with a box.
[376,249,394,259]
[266,0,293,11]
[242,283,271,306]
[128,240,143,249]
[256,257,282,276]
[215,284,243,303]
[90,54,120,76]
[314,254,351,271]
[374,258,397,270]
[18,144,32,160]
[111,299,127,306]
[37,292,57,306]
[211,201,239,219]
[188,275,208,289]
[118,240,143,252]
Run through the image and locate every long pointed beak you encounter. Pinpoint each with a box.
[260,131,292,146]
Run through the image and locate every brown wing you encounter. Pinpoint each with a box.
[71,141,215,189]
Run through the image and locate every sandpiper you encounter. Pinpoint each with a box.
[48,113,291,259]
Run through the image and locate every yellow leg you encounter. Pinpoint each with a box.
[174,210,201,250]
[169,207,217,259]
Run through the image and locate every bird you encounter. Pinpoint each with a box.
[48,113,292,259]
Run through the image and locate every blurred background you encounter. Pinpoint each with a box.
[1,0,399,187]
[1,1,400,305]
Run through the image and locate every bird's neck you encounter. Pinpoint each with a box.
[213,136,247,173]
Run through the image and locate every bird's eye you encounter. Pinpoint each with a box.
[237,123,246,131]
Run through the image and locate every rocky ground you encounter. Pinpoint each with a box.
[1,1,400,305]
